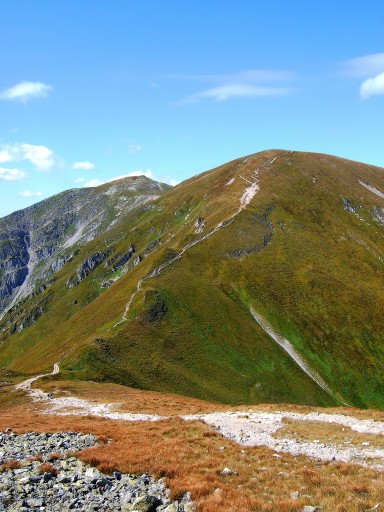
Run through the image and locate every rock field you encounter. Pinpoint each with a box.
[0,431,194,512]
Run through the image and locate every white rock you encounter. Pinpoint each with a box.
[221,467,237,475]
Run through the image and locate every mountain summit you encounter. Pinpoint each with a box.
[1,150,383,409]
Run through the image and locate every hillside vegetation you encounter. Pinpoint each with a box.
[1,150,383,408]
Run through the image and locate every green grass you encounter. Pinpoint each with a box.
[0,150,383,408]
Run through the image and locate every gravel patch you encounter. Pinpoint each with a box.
[45,396,164,422]
[183,411,384,470]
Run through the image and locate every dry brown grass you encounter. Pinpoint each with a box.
[29,453,43,462]
[0,459,21,471]
[48,452,63,461]
[39,379,230,415]
[37,379,384,422]
[39,462,58,476]
[1,385,384,511]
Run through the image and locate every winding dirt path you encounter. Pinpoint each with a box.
[13,363,384,470]
[115,153,289,326]
[14,363,60,401]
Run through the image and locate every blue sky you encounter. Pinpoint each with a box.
[0,0,383,218]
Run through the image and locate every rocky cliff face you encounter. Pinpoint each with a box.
[0,177,170,316]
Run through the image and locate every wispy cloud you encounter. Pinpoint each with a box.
[174,68,294,104]
[0,167,26,181]
[184,84,291,103]
[0,143,55,170]
[18,190,43,198]
[343,53,384,77]
[72,161,95,170]
[343,53,384,99]
[0,81,52,102]
[74,177,86,184]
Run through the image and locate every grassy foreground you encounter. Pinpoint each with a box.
[1,380,384,511]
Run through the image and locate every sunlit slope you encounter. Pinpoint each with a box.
[1,150,383,407]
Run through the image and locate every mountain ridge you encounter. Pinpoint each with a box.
[0,175,171,317]
[0,149,383,409]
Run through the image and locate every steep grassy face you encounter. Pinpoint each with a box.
[0,150,383,408]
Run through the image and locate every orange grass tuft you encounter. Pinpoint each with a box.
[39,462,58,476]
[48,452,62,461]
[0,459,21,471]
[29,453,43,462]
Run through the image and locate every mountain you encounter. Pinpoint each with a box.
[0,150,383,409]
[0,176,170,316]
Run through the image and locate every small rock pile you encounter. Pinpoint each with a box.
[0,431,194,512]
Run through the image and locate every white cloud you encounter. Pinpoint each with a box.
[72,161,95,170]
[0,81,52,102]
[0,142,55,170]
[21,143,54,170]
[127,143,143,153]
[185,84,291,103]
[360,72,384,99]
[18,190,42,198]
[344,53,384,77]
[74,177,86,183]
[83,178,104,187]
[0,149,12,163]
[169,179,180,186]
[0,167,26,181]
[343,54,384,99]
[109,169,154,182]
[0,143,55,171]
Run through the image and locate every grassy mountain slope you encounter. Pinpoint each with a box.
[1,150,383,408]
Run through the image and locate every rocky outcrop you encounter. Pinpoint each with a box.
[373,206,384,225]
[50,254,73,273]
[0,268,28,301]
[67,251,111,289]
[11,298,50,334]
[0,230,30,308]
[113,244,135,271]
[0,177,171,314]
[194,217,205,234]
[0,431,193,511]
